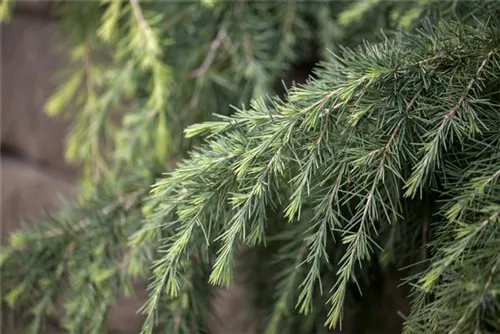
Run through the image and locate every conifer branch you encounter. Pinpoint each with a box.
[405,49,498,198]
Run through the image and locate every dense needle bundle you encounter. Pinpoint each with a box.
[1,1,500,334]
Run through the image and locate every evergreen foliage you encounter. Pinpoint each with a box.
[2,1,500,334]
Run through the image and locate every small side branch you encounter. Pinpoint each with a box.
[189,23,229,79]
[439,50,494,130]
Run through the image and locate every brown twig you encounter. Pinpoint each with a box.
[187,23,229,111]
[163,6,191,29]
[188,23,229,79]
[417,52,446,66]
[405,88,422,114]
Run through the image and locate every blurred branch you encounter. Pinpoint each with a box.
[188,22,229,79]
[41,190,144,239]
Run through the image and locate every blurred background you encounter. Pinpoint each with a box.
[1,2,146,332]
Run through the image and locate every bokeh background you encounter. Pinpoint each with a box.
[1,2,144,332]
[1,3,255,333]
